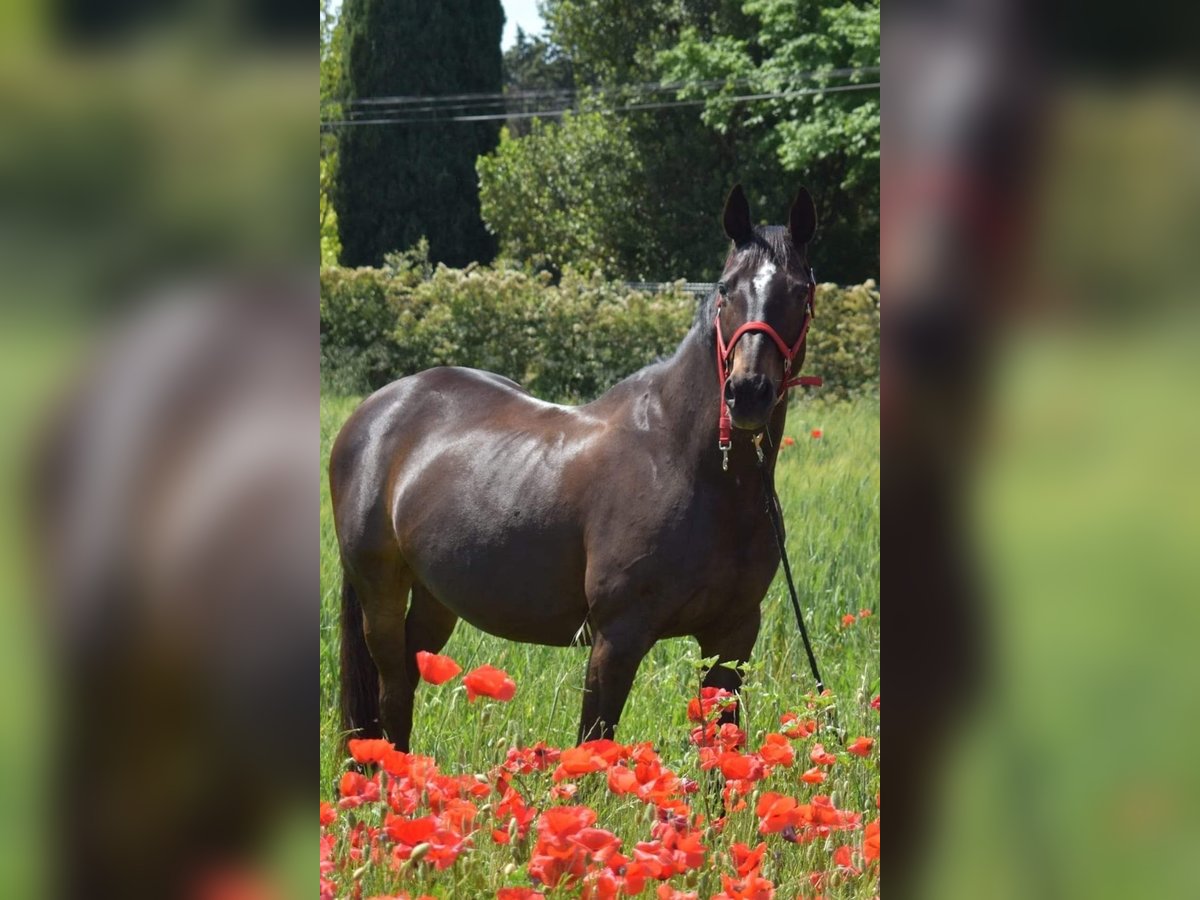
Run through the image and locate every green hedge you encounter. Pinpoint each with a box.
[320,256,878,403]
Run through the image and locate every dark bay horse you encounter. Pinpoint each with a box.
[331,185,819,749]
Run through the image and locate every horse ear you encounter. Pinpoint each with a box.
[789,187,817,247]
[722,184,754,245]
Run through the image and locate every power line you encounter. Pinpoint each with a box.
[321,66,880,112]
[320,81,880,130]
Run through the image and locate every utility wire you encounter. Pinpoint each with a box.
[320,81,880,129]
[321,66,881,112]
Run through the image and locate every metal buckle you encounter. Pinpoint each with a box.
[718,439,731,472]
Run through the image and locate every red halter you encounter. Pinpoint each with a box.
[714,278,822,467]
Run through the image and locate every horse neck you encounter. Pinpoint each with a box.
[655,317,787,478]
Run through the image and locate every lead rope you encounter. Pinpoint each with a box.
[753,433,825,694]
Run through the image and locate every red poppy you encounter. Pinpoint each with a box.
[568,826,622,864]
[463,664,516,702]
[686,686,736,723]
[714,873,776,900]
[755,792,800,834]
[858,608,872,618]
[841,613,857,628]
[809,743,837,766]
[833,844,861,874]
[656,886,699,900]
[607,765,639,795]
[864,818,880,862]
[553,745,609,781]
[782,436,796,447]
[718,751,764,782]
[497,889,545,900]
[536,805,597,848]
[348,738,395,766]
[779,712,817,739]
[716,723,746,750]
[384,814,436,848]
[320,801,336,826]
[337,771,380,809]
[800,766,826,784]
[847,736,875,757]
[808,794,863,833]
[757,733,795,767]
[870,694,880,710]
[811,428,822,439]
[504,741,561,774]
[730,841,767,878]
[416,651,461,685]
[550,783,578,801]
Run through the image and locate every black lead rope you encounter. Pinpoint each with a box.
[754,435,826,694]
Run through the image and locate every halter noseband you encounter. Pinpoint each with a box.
[714,272,823,470]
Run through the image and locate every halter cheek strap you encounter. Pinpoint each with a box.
[714,279,822,469]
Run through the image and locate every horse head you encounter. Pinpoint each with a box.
[716,184,818,432]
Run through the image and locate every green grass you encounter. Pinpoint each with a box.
[319,392,879,898]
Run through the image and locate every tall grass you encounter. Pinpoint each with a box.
[318,392,879,897]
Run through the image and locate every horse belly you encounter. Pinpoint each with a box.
[404,517,588,645]
[394,445,591,646]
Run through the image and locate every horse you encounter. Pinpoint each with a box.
[331,184,819,750]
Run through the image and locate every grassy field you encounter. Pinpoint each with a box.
[319,392,880,898]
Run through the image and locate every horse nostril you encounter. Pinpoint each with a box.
[753,375,774,404]
[723,379,736,408]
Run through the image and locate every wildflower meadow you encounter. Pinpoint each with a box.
[320,395,879,899]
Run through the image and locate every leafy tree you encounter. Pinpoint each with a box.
[531,0,878,283]
[657,0,880,281]
[334,0,505,267]
[477,112,650,278]
[502,27,576,136]
[321,0,343,266]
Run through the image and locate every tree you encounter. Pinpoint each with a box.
[532,0,878,284]
[477,112,650,278]
[657,0,880,281]
[321,0,344,266]
[334,0,505,267]
[502,27,576,136]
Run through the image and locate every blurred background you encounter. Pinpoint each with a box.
[4,0,1199,895]
[0,1,313,897]
[886,1,1200,898]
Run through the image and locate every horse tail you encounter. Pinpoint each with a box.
[339,573,379,740]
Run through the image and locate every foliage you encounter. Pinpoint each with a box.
[807,279,880,400]
[320,253,695,400]
[318,392,880,897]
[657,0,881,281]
[498,0,881,285]
[320,152,342,267]
[477,112,651,279]
[501,27,576,136]
[320,253,879,401]
[321,0,344,267]
[334,0,504,267]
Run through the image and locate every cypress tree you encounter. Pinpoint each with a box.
[335,0,504,267]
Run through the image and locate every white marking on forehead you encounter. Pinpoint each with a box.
[752,260,776,297]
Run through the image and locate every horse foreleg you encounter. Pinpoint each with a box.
[578,626,653,744]
[696,607,762,728]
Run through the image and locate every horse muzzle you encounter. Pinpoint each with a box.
[723,373,777,431]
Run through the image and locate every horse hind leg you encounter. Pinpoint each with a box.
[348,558,416,749]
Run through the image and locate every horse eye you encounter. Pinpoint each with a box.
[717,281,728,295]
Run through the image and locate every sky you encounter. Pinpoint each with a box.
[501,0,546,48]
[327,1,546,50]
